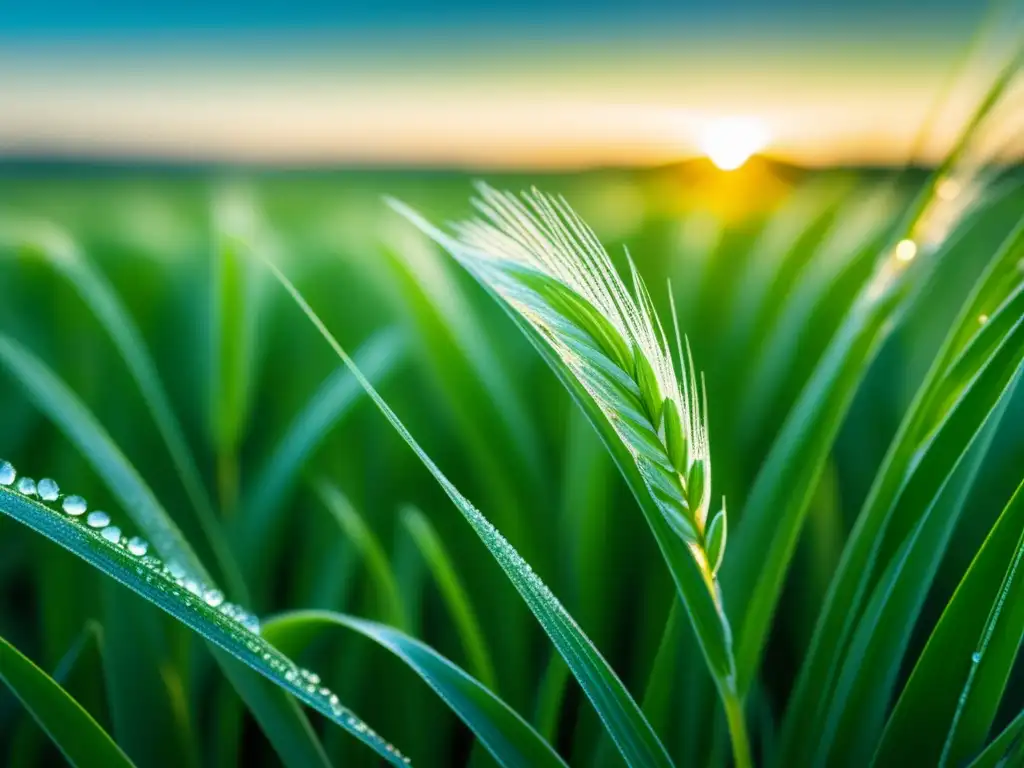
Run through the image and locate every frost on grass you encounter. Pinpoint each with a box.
[393,185,725,567]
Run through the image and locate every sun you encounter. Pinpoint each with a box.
[698,118,770,171]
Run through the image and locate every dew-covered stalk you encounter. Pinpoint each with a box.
[396,186,750,767]
[0,458,409,765]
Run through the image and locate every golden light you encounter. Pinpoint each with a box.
[937,179,961,201]
[979,313,989,324]
[698,118,769,171]
[895,239,918,262]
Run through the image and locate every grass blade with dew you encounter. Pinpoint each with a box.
[0,632,135,768]
[263,257,677,768]
[0,469,410,766]
[1,221,247,602]
[264,610,569,768]
[316,481,408,630]
[0,340,401,764]
[874,477,1024,767]
[726,48,1023,704]
[777,211,1024,766]
[393,186,750,767]
[402,506,497,690]
[237,326,406,579]
[965,709,1024,768]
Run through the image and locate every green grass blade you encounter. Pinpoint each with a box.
[0,333,212,581]
[777,217,1024,766]
[728,48,1022,701]
[533,654,570,743]
[816,358,1019,766]
[9,225,246,601]
[210,192,263,513]
[264,610,569,768]
[100,588,198,768]
[317,482,407,630]
[723,248,912,691]
[875,478,1024,767]
[0,483,409,765]
[966,709,1024,768]
[0,633,135,768]
[393,189,748,766]
[265,258,676,768]
[238,326,405,570]
[402,506,497,689]
[0,336,344,766]
[210,651,332,768]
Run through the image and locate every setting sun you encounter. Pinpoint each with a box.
[699,117,770,171]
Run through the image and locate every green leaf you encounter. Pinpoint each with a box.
[875,478,1024,767]
[402,506,497,690]
[817,357,1019,766]
[0,484,408,766]
[264,258,676,768]
[7,224,246,602]
[729,49,1022,706]
[264,610,569,768]
[778,216,1024,766]
[0,632,135,768]
[0,333,213,582]
[238,326,406,577]
[705,508,726,577]
[392,188,748,765]
[316,482,407,630]
[966,709,1024,768]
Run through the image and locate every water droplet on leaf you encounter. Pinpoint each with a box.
[101,526,122,544]
[87,511,111,528]
[0,461,16,486]
[37,478,60,501]
[127,537,149,557]
[16,477,37,496]
[63,495,87,516]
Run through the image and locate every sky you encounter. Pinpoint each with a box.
[0,1,1020,168]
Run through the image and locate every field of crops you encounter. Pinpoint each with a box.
[0,148,1022,767]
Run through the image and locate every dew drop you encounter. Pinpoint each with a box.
[87,511,111,528]
[127,537,149,557]
[37,478,60,501]
[0,461,16,486]
[101,526,122,544]
[241,613,261,634]
[167,562,187,581]
[16,477,37,496]
[972,651,982,664]
[63,495,87,516]
[203,589,225,608]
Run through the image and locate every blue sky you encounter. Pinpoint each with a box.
[2,0,984,38]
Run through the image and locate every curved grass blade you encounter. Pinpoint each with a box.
[729,50,1022,704]
[816,355,1020,766]
[0,333,212,581]
[0,482,409,766]
[0,632,135,768]
[392,188,749,766]
[264,610,568,768]
[7,224,246,601]
[874,478,1024,767]
[0,340,394,765]
[778,216,1024,766]
[238,326,406,570]
[966,709,1024,768]
[402,506,497,689]
[533,654,571,743]
[264,258,675,768]
[316,482,407,630]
